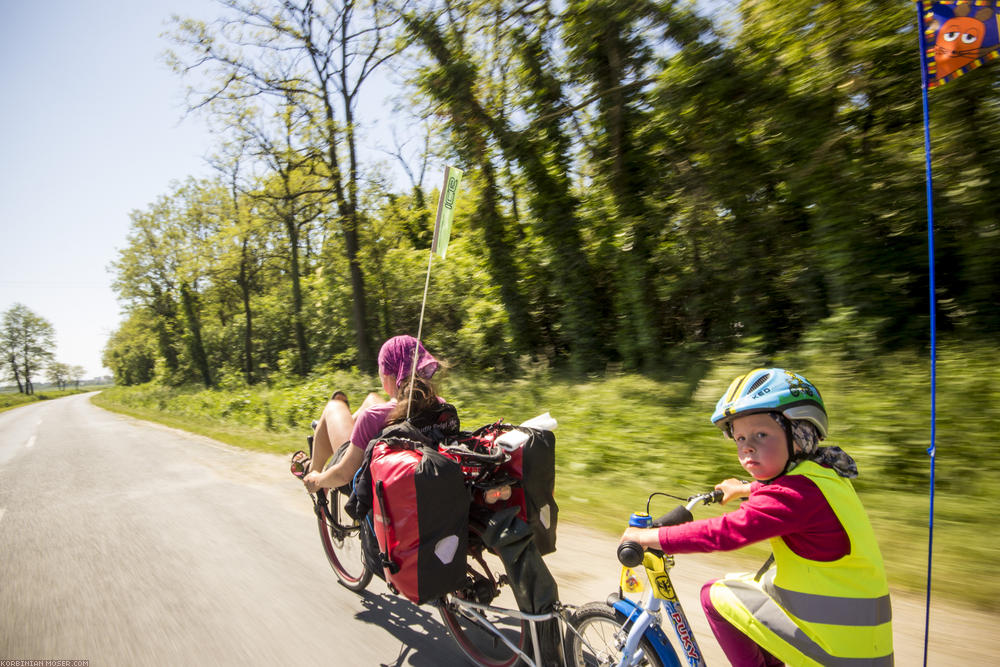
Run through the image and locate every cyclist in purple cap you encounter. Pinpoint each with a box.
[300,335,444,493]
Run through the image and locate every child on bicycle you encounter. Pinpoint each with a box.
[299,334,444,493]
[620,368,893,667]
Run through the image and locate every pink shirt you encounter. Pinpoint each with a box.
[657,472,851,562]
[350,400,397,450]
[350,395,450,450]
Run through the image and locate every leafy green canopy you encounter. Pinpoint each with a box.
[107,0,999,386]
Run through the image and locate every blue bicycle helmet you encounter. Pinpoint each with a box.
[711,368,828,439]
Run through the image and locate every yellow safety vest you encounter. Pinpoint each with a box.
[709,461,894,666]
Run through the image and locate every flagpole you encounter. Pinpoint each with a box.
[407,165,463,420]
[915,4,937,666]
[406,251,434,420]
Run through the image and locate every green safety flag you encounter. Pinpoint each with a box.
[431,166,464,259]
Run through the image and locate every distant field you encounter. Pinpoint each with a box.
[0,387,107,412]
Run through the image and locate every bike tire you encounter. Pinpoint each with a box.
[438,594,531,667]
[565,601,666,667]
[315,486,373,593]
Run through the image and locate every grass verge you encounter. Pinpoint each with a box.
[90,338,1000,611]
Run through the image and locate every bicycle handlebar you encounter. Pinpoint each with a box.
[617,489,724,567]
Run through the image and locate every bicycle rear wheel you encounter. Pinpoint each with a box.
[439,594,531,667]
[566,602,665,667]
[315,487,372,592]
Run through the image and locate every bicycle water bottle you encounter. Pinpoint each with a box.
[618,512,650,567]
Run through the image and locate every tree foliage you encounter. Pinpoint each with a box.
[2,304,56,394]
[105,0,1000,385]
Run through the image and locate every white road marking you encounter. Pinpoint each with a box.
[0,508,5,525]
[26,435,36,448]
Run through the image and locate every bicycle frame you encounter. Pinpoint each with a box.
[444,596,572,667]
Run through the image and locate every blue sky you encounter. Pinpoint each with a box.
[0,1,415,381]
[0,0,219,378]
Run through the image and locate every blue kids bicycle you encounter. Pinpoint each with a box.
[564,490,724,667]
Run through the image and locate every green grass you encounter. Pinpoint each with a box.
[90,338,1000,611]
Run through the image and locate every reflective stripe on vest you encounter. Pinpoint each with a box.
[710,461,894,665]
[719,575,894,667]
[761,570,892,626]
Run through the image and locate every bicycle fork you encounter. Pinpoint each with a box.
[609,557,707,667]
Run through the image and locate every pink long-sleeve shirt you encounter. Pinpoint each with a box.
[658,471,851,562]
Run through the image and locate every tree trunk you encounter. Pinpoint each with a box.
[8,354,24,393]
[324,90,375,373]
[23,353,33,395]
[285,214,311,376]
[150,286,181,375]
[477,161,538,352]
[180,282,213,388]
[238,247,255,385]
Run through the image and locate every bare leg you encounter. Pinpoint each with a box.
[304,391,389,492]
[311,398,355,473]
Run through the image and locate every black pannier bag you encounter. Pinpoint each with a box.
[496,426,558,555]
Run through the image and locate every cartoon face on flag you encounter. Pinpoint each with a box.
[922,1,1000,88]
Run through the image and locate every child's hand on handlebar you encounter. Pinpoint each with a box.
[620,526,661,550]
[714,478,752,505]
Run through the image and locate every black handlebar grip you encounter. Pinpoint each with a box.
[617,541,644,567]
[652,505,694,528]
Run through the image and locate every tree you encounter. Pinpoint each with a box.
[103,311,158,386]
[68,365,86,389]
[209,138,272,384]
[405,6,607,371]
[1,304,56,395]
[168,0,403,373]
[563,0,666,370]
[238,98,328,376]
[47,361,70,390]
[111,181,225,387]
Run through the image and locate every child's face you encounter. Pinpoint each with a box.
[731,413,790,481]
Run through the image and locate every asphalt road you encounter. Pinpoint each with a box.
[0,393,996,665]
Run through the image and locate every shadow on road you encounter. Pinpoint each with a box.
[354,590,468,666]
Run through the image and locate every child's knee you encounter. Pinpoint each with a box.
[700,579,719,616]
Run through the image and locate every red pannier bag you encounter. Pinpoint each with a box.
[369,438,471,605]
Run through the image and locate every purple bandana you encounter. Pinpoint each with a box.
[377,335,439,390]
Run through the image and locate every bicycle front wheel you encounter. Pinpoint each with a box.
[438,595,531,667]
[316,487,372,593]
[566,601,666,667]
